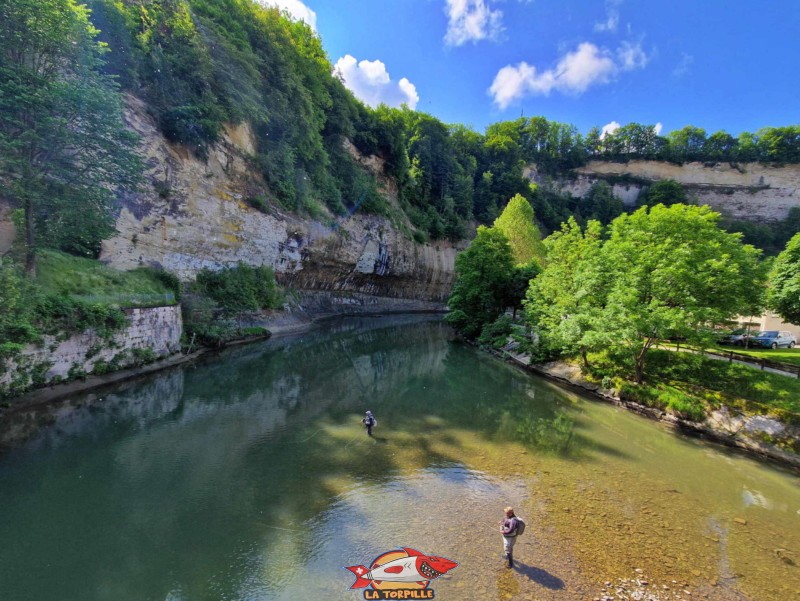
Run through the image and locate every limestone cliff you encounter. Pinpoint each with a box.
[99,96,458,309]
[530,160,800,221]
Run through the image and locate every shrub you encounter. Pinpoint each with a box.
[193,263,283,315]
[478,315,513,349]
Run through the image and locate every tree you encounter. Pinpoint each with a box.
[583,181,624,224]
[492,193,546,267]
[525,218,607,367]
[638,179,691,208]
[600,204,764,382]
[768,233,800,324]
[704,130,737,162]
[667,126,707,162]
[446,226,515,338]
[0,0,140,272]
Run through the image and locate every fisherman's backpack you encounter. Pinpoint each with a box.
[514,517,526,536]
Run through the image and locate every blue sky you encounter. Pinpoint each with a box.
[265,1,800,137]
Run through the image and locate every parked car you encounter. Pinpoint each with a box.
[718,329,751,346]
[749,331,797,349]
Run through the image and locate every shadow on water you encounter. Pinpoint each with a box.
[513,563,566,589]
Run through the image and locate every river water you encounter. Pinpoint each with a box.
[1,316,798,601]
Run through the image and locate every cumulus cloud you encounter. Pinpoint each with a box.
[490,43,616,108]
[594,0,622,32]
[258,0,317,31]
[444,0,504,46]
[334,55,419,110]
[654,122,663,135]
[601,121,621,139]
[489,41,649,109]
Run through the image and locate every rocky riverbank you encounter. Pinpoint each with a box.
[492,346,800,472]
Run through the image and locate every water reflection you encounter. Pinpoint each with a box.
[0,316,798,601]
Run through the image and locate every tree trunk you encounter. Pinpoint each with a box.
[581,350,590,370]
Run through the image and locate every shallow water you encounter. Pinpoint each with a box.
[0,316,798,601]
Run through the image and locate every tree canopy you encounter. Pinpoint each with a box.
[768,233,800,325]
[0,0,140,271]
[526,204,765,382]
[445,226,515,338]
[492,193,546,267]
[599,204,764,382]
[525,218,606,366]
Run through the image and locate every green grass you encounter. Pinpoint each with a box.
[711,344,800,367]
[586,349,800,424]
[35,250,178,306]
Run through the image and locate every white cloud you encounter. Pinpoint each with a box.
[601,121,621,139]
[489,41,649,109]
[444,0,504,46]
[618,41,648,70]
[654,122,663,135]
[673,52,694,77]
[334,55,419,110]
[258,0,317,31]
[489,43,615,108]
[594,0,622,33]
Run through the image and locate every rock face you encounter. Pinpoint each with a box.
[99,96,458,308]
[532,160,800,221]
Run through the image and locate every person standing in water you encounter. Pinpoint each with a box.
[499,506,519,568]
[362,410,376,437]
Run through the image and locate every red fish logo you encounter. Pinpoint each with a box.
[345,547,458,599]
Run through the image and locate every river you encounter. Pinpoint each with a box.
[0,316,798,601]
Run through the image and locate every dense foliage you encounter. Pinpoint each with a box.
[447,195,547,337]
[183,263,282,346]
[0,257,130,355]
[0,0,141,271]
[524,205,766,382]
[768,233,800,325]
[492,194,546,267]
[80,0,800,247]
[445,226,515,338]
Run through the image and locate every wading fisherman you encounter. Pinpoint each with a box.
[362,410,377,437]
[499,506,519,568]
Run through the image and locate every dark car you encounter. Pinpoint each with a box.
[749,330,797,349]
[718,329,751,346]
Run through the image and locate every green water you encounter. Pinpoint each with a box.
[1,316,799,601]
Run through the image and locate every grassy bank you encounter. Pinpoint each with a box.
[587,349,800,425]
[711,344,800,367]
[36,250,178,306]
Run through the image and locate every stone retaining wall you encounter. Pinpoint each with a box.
[1,305,182,395]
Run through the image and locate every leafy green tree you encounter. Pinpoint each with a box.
[0,0,140,272]
[446,226,514,338]
[600,204,764,382]
[492,194,546,267]
[583,181,624,224]
[768,233,800,324]
[704,130,737,161]
[758,126,800,164]
[667,126,707,162]
[736,131,760,162]
[525,218,607,367]
[638,180,691,208]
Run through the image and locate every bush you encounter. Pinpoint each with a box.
[478,315,513,349]
[193,263,283,315]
